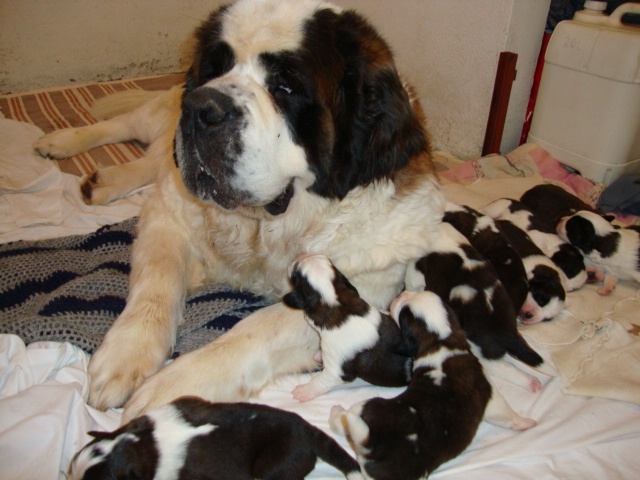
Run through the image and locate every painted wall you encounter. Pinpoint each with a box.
[0,0,550,159]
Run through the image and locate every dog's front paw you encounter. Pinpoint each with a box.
[88,320,172,410]
[88,348,150,411]
[34,128,88,159]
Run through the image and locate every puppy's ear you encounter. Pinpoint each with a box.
[283,289,306,310]
[566,216,596,252]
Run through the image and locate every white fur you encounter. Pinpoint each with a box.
[413,347,466,386]
[147,405,216,480]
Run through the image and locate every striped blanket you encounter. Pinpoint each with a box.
[0,73,183,177]
[0,218,271,356]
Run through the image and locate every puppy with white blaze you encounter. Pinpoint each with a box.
[64,0,445,412]
[494,219,567,323]
[557,210,640,295]
[405,222,543,392]
[283,253,413,401]
[330,291,535,480]
[69,396,364,480]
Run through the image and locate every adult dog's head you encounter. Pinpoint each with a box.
[174,0,431,215]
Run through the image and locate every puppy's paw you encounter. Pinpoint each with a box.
[507,415,537,431]
[292,383,320,402]
[528,377,543,393]
[597,284,615,296]
[34,128,90,159]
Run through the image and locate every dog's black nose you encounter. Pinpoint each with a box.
[182,88,237,128]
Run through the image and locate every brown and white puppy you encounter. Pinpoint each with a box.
[494,219,567,324]
[443,202,529,314]
[481,198,590,291]
[329,291,535,480]
[557,210,640,295]
[59,0,445,412]
[69,396,364,480]
[283,254,413,401]
[520,184,605,230]
[405,222,543,392]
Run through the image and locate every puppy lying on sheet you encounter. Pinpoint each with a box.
[283,253,413,401]
[69,396,363,480]
[557,210,640,295]
[405,221,543,392]
[330,291,534,480]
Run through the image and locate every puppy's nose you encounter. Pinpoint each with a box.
[182,88,237,128]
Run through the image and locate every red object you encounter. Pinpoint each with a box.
[520,32,551,145]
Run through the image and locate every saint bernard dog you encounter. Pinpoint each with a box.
[35,0,445,413]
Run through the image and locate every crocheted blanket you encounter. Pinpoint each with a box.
[0,218,271,356]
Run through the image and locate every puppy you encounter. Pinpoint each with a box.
[520,184,605,230]
[405,222,543,391]
[557,210,640,295]
[495,219,567,323]
[443,202,529,313]
[69,396,363,480]
[283,254,413,402]
[329,291,535,480]
[481,198,589,291]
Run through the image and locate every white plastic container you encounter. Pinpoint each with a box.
[528,3,640,185]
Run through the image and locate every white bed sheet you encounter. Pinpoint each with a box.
[1,119,639,479]
[1,333,639,479]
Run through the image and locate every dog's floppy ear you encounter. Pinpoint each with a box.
[184,5,234,92]
[566,215,596,253]
[283,269,322,311]
[310,10,429,200]
[282,289,307,310]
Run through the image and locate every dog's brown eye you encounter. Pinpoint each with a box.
[278,84,293,94]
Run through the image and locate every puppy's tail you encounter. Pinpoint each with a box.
[311,426,363,479]
[505,333,543,367]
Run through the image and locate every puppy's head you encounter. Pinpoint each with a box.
[519,263,565,323]
[68,416,157,480]
[283,253,365,325]
[174,0,430,215]
[390,290,456,340]
[557,210,617,255]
